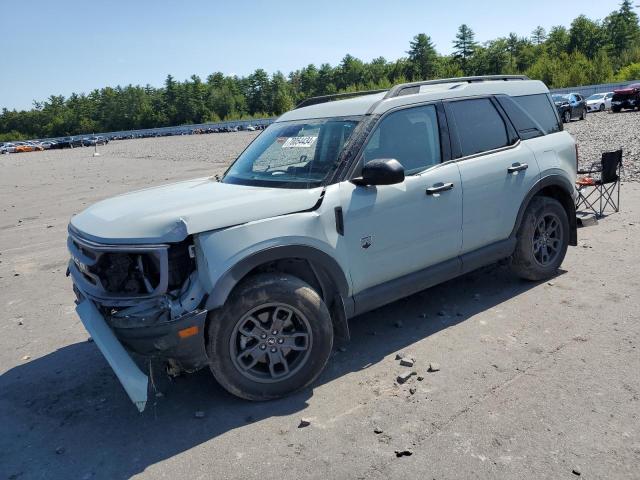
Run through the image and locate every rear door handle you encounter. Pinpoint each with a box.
[508,163,529,173]
[426,182,454,195]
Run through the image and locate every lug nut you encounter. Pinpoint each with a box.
[260,344,266,350]
[260,334,267,339]
[277,338,284,344]
[271,330,278,335]
[270,347,277,353]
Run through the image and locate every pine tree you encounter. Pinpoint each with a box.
[531,26,547,45]
[453,24,477,74]
[407,34,438,80]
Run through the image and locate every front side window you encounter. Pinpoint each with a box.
[223,117,359,188]
[361,104,441,174]
[449,98,508,157]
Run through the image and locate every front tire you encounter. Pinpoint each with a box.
[563,110,571,123]
[581,108,587,120]
[511,196,569,281]
[207,273,333,401]
[599,104,605,112]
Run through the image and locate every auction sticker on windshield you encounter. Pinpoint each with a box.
[282,136,317,148]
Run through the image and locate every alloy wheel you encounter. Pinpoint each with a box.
[230,303,313,383]
[532,213,563,267]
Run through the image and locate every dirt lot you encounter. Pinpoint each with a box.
[1,119,639,480]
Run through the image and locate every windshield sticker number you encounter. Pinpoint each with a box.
[282,136,317,148]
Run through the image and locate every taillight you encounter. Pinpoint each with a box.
[575,143,579,170]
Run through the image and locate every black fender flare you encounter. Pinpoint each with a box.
[511,174,577,246]
[204,245,351,311]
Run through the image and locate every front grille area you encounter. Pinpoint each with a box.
[68,229,170,304]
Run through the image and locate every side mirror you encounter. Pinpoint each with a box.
[352,158,405,186]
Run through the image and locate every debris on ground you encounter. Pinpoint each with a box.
[21,355,30,361]
[397,371,416,384]
[374,427,383,434]
[409,387,416,395]
[572,467,581,476]
[298,418,312,428]
[399,357,415,367]
[428,362,440,372]
[417,376,424,381]
[395,449,413,457]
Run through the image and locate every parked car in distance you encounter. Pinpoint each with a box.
[611,83,640,112]
[1,142,17,153]
[14,142,37,153]
[552,93,587,122]
[586,92,614,112]
[67,75,578,411]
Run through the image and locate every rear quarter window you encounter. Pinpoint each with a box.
[511,94,562,135]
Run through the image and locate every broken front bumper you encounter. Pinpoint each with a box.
[76,299,209,411]
[76,300,150,412]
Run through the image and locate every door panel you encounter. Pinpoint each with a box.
[340,163,462,295]
[458,143,540,254]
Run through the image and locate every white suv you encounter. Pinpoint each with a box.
[67,75,578,410]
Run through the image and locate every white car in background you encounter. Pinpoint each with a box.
[586,92,614,112]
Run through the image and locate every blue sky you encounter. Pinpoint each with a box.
[0,0,622,110]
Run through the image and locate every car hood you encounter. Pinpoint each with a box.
[70,177,323,244]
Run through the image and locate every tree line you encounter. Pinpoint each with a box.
[2,1,640,141]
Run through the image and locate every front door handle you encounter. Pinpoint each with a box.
[508,163,529,173]
[426,182,454,195]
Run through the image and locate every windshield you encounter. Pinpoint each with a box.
[587,94,605,100]
[223,117,360,188]
[552,94,569,102]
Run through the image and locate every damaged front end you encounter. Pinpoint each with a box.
[67,226,209,411]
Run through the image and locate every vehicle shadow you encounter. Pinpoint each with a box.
[0,263,560,480]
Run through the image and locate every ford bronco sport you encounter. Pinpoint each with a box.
[67,75,578,411]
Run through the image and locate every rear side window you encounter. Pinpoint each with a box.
[511,94,561,135]
[448,98,508,156]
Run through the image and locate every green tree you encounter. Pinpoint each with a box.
[531,26,547,45]
[603,0,640,58]
[568,15,605,58]
[546,26,570,56]
[407,33,438,80]
[453,24,477,74]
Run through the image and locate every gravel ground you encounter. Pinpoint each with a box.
[1,126,639,480]
[564,109,640,182]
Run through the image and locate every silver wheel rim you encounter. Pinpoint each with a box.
[230,302,313,383]
[532,213,563,267]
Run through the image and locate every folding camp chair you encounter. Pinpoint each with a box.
[576,149,623,217]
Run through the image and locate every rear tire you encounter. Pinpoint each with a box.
[511,196,569,281]
[207,273,333,401]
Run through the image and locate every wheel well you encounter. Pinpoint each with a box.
[534,185,577,246]
[212,256,351,341]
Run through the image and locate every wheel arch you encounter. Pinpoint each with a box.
[204,245,352,340]
[511,175,577,246]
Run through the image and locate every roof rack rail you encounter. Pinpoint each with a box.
[294,89,388,109]
[383,75,529,99]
